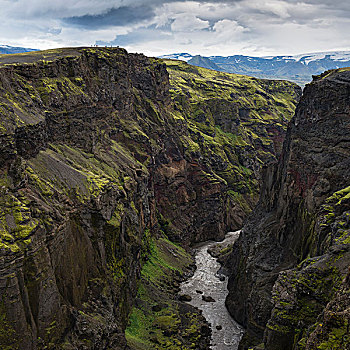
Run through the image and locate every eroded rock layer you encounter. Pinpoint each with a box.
[226,68,350,349]
[0,47,299,349]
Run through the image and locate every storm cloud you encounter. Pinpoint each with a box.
[64,6,156,29]
[0,0,349,56]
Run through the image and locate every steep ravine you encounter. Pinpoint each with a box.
[0,47,299,349]
[226,68,350,349]
[180,231,243,350]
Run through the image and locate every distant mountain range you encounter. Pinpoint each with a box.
[160,51,350,85]
[0,45,38,55]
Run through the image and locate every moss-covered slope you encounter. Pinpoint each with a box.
[162,60,301,234]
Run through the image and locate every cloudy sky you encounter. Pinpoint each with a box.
[0,0,349,57]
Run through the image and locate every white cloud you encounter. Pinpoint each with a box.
[0,0,349,55]
[213,19,247,35]
[171,14,209,32]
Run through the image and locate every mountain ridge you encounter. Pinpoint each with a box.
[160,50,350,85]
[0,44,38,55]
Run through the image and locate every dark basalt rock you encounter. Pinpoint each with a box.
[179,294,192,302]
[202,295,216,303]
[225,68,350,349]
[0,47,172,350]
[152,304,166,312]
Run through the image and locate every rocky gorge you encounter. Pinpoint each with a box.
[0,45,332,350]
[226,68,350,349]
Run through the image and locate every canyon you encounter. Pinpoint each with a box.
[0,46,348,350]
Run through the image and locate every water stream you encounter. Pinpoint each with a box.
[180,231,244,349]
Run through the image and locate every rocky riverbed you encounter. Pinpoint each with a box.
[180,231,244,350]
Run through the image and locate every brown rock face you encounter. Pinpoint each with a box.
[226,69,350,349]
[154,158,228,243]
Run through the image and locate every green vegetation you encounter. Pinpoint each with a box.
[316,66,350,81]
[0,172,39,252]
[268,183,350,349]
[317,329,348,349]
[165,59,298,121]
[126,236,208,350]
[326,185,350,206]
[322,186,350,245]
[0,48,83,67]
[269,263,343,349]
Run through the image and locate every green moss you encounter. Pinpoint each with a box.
[27,145,128,205]
[326,185,350,205]
[0,50,301,349]
[266,323,292,334]
[0,183,39,252]
[270,255,345,349]
[104,205,126,284]
[141,237,187,286]
[108,205,124,227]
[317,321,349,349]
[227,190,252,213]
[316,67,350,81]
[320,186,350,246]
[165,59,298,119]
[26,166,54,197]
[35,76,88,105]
[180,135,201,157]
[141,228,151,260]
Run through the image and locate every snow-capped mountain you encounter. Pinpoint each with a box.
[263,51,350,65]
[158,53,193,62]
[160,50,350,85]
[0,45,38,55]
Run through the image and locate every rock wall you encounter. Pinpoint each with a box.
[0,47,300,349]
[226,68,350,349]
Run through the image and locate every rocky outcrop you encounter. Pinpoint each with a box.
[0,47,299,349]
[226,68,350,349]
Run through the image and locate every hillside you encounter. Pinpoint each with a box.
[185,55,222,72]
[164,59,300,231]
[0,47,299,349]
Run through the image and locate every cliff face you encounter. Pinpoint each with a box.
[0,47,169,350]
[226,68,350,349]
[0,47,299,349]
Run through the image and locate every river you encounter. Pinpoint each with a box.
[180,231,244,350]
